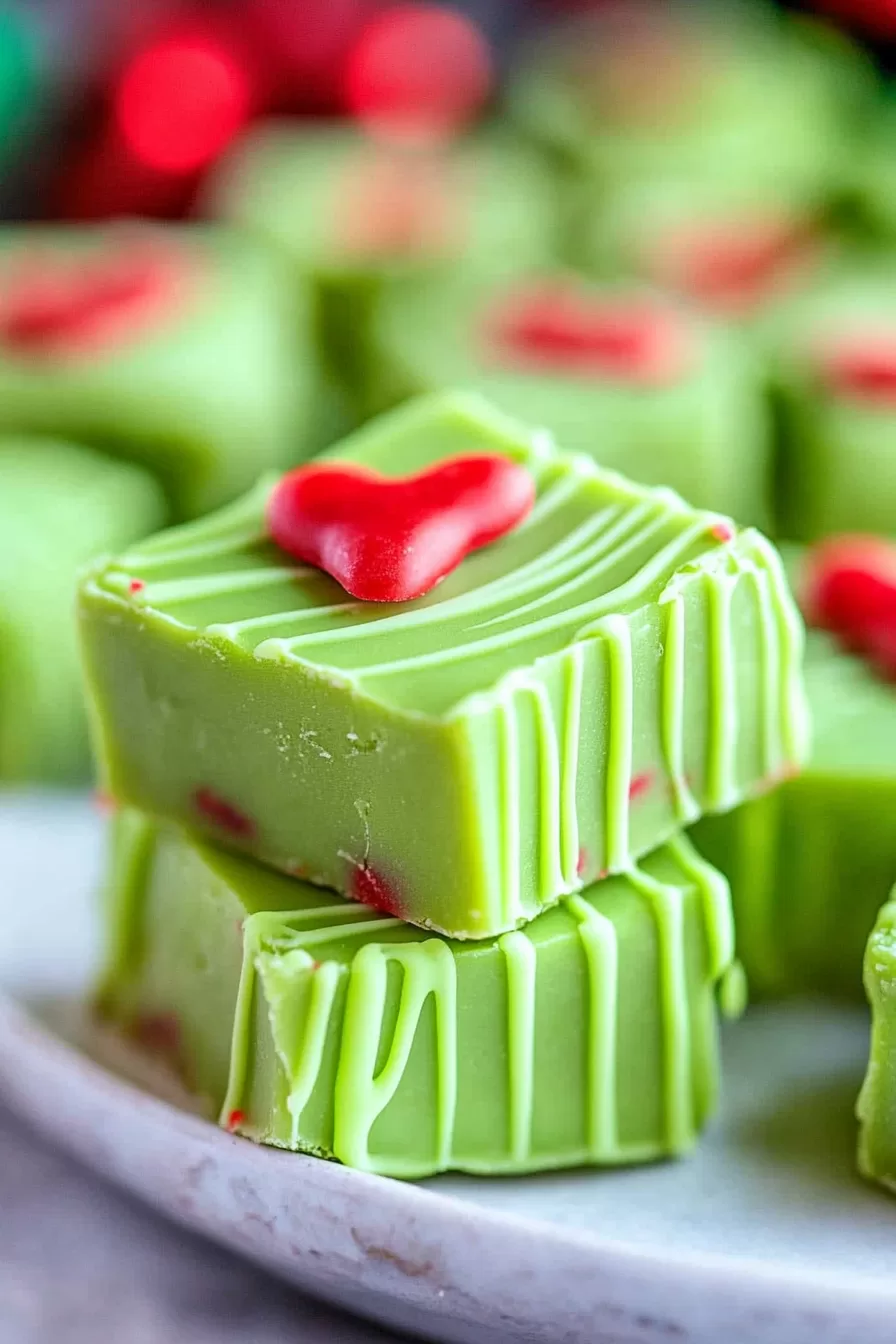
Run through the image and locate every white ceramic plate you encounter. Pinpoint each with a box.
[0,793,894,1344]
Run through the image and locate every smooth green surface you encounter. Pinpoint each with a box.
[0,438,167,781]
[79,393,808,939]
[770,265,896,540]
[208,123,559,420]
[375,275,772,526]
[0,225,309,519]
[692,629,896,1000]
[857,888,896,1191]
[101,812,739,1179]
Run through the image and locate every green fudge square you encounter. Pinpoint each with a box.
[771,267,896,540]
[100,811,740,1178]
[692,627,896,1000]
[508,4,873,196]
[577,174,830,324]
[207,124,559,420]
[0,438,166,781]
[858,888,896,1192]
[0,224,309,519]
[375,275,772,526]
[79,392,808,939]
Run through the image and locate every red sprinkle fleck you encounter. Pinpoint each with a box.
[226,1109,245,1132]
[194,788,255,839]
[129,578,145,594]
[267,454,535,603]
[0,241,182,357]
[132,1012,181,1059]
[485,282,692,386]
[351,863,403,917]
[629,771,654,802]
[710,521,734,543]
[800,535,896,680]
[818,334,896,403]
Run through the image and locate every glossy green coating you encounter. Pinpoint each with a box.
[0,438,166,781]
[207,124,559,419]
[375,276,772,525]
[770,266,896,540]
[0,225,309,519]
[100,812,740,1178]
[857,887,896,1193]
[692,623,896,999]
[79,393,808,939]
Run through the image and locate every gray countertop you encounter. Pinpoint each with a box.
[0,1105,404,1344]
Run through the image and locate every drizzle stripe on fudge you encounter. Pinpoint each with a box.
[97,399,808,929]
[211,832,735,1177]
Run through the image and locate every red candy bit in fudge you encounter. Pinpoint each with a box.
[267,453,535,603]
[132,1012,181,1061]
[486,282,693,386]
[194,788,255,839]
[652,217,814,315]
[628,770,654,802]
[817,334,896,402]
[801,536,896,678]
[351,863,403,917]
[0,241,184,357]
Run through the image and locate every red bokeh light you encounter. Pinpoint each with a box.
[116,37,251,175]
[344,4,492,143]
[811,0,896,37]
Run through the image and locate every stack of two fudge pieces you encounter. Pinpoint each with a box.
[79,392,808,1179]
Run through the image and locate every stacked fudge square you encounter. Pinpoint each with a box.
[81,392,809,1177]
[0,222,311,780]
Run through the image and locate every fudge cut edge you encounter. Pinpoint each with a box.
[78,391,809,939]
[858,888,896,1191]
[101,810,740,1179]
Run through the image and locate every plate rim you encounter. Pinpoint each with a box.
[2,989,895,1344]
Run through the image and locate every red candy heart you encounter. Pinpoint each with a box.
[0,241,182,356]
[652,217,813,315]
[800,536,896,679]
[817,334,896,402]
[267,453,535,603]
[486,282,691,385]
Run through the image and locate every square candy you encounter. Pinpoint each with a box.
[207,125,559,419]
[771,267,896,540]
[0,224,309,519]
[79,393,808,938]
[692,629,896,1000]
[508,4,873,196]
[376,275,772,526]
[0,438,166,780]
[100,812,740,1178]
